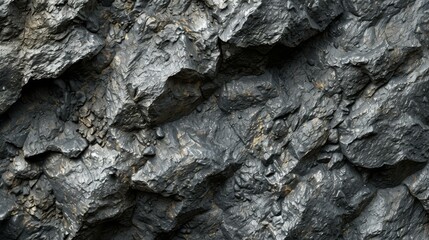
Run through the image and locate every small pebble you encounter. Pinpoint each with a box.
[143,145,156,157]
[155,127,165,139]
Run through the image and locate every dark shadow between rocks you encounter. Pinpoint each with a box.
[78,204,136,240]
[145,69,207,125]
[154,207,209,240]
[358,160,427,188]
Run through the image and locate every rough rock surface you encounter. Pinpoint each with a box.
[1,0,429,239]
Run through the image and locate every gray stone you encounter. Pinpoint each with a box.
[218,72,277,112]
[0,189,15,221]
[23,115,88,159]
[218,0,343,47]
[290,118,329,160]
[339,75,429,168]
[1,0,429,239]
[0,0,103,115]
[10,151,41,179]
[344,186,429,239]
[404,164,429,212]
[132,106,245,197]
[155,127,165,139]
[143,145,156,157]
[42,145,136,238]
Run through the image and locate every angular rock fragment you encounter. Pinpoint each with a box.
[339,75,429,168]
[10,151,41,179]
[106,7,220,126]
[219,164,373,239]
[344,186,429,239]
[43,145,134,237]
[0,0,103,115]
[218,0,343,47]
[0,61,23,114]
[23,115,88,158]
[218,72,277,112]
[404,164,429,212]
[132,106,244,197]
[0,189,15,221]
[290,118,329,159]
[22,28,104,81]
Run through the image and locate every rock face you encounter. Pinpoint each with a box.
[1,0,429,239]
